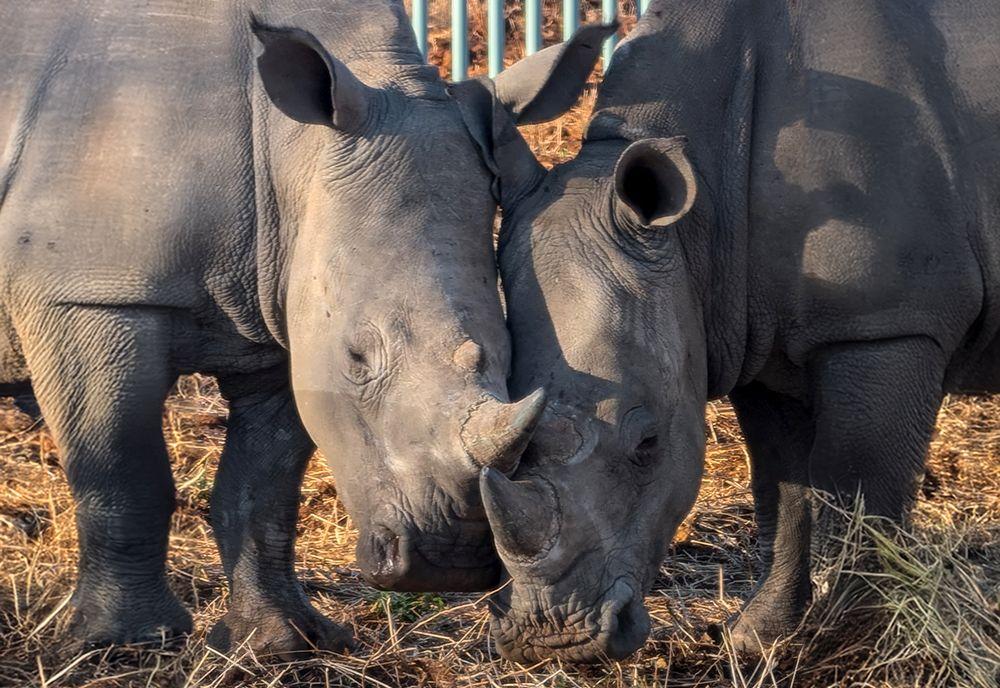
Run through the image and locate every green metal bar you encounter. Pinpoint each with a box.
[451,0,467,79]
[563,0,578,42]
[639,0,651,15]
[411,0,427,57]
[525,0,542,54]
[488,0,504,76]
[602,0,617,68]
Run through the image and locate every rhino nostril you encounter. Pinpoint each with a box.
[378,530,401,563]
[361,526,403,583]
[615,600,636,636]
[600,582,651,660]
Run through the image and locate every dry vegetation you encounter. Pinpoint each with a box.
[1,2,999,686]
[3,383,998,687]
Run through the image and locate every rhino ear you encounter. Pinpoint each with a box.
[253,24,372,133]
[450,78,546,206]
[613,137,697,228]
[493,22,618,125]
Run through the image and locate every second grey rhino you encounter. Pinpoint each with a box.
[487,0,1000,663]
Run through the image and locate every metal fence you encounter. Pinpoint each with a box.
[408,0,650,80]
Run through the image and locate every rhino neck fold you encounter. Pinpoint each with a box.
[249,90,324,351]
[584,0,760,398]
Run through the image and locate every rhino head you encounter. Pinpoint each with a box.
[487,135,706,658]
[250,15,612,591]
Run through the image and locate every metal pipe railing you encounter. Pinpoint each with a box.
[411,0,428,57]
[562,0,578,42]
[487,0,504,77]
[601,0,617,67]
[525,0,542,55]
[451,0,468,78]
[409,1,639,80]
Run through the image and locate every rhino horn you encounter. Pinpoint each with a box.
[462,388,546,474]
[480,467,558,558]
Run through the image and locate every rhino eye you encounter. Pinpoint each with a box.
[348,346,368,367]
[344,325,386,386]
[633,433,659,467]
[346,347,371,384]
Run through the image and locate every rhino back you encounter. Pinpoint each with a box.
[583,0,1000,388]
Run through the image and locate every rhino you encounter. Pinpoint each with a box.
[482,0,1000,663]
[0,0,611,655]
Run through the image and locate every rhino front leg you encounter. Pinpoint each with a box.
[728,382,815,654]
[728,338,944,654]
[207,374,352,658]
[21,306,190,645]
[807,337,944,519]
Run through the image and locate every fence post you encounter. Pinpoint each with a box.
[563,0,577,41]
[451,0,467,79]
[601,0,617,67]
[411,0,428,57]
[525,0,542,54]
[488,0,504,76]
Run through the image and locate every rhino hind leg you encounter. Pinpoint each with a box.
[20,305,191,646]
[728,382,815,655]
[207,374,352,659]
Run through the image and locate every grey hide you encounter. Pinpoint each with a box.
[488,0,1000,663]
[0,0,607,656]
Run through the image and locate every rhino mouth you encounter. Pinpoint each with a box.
[489,577,651,663]
[357,524,500,592]
[414,537,496,569]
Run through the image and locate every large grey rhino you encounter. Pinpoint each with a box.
[483,0,1000,663]
[0,0,610,655]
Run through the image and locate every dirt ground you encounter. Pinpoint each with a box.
[1,3,998,687]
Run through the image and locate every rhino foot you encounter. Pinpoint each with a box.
[207,603,353,660]
[725,615,793,657]
[723,592,805,657]
[68,586,192,648]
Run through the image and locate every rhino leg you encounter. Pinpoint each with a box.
[21,306,191,645]
[804,337,944,611]
[207,374,352,659]
[728,382,815,654]
[807,337,944,519]
[728,338,945,655]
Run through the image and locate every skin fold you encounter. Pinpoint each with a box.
[489,0,1000,663]
[0,0,609,656]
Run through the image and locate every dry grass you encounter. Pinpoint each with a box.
[2,2,999,686]
[3,381,998,687]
